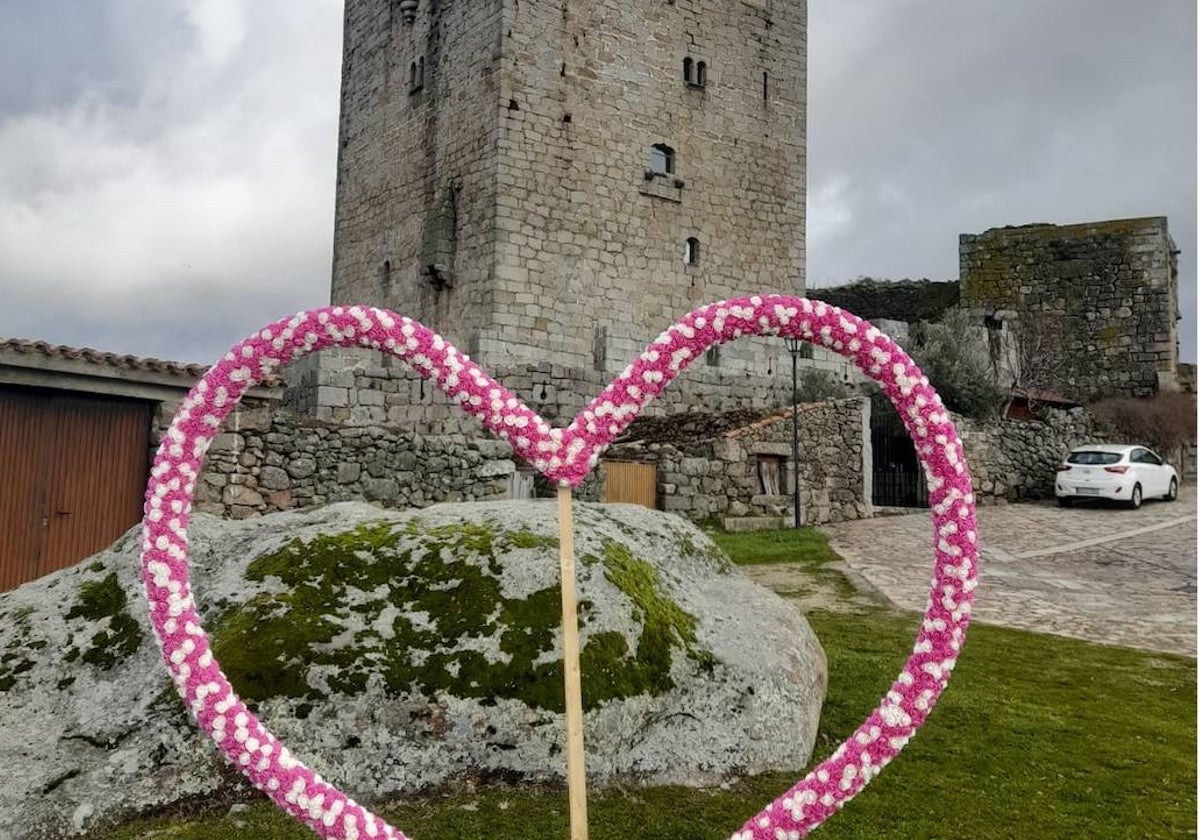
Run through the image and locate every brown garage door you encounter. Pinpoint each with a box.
[0,387,151,592]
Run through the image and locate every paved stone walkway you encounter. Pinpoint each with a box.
[818,486,1197,656]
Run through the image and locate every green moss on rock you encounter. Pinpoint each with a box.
[209,519,714,712]
[65,573,143,670]
[601,538,717,687]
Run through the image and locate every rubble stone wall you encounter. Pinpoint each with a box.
[606,397,871,526]
[956,407,1104,502]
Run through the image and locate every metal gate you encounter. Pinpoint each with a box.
[870,409,928,508]
[601,461,657,509]
[0,387,152,592]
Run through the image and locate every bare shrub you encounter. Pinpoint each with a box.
[1003,313,1072,405]
[1090,392,1198,472]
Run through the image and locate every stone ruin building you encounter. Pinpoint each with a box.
[814,216,1184,402]
[960,216,1181,400]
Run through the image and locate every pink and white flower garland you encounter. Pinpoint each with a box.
[140,296,978,839]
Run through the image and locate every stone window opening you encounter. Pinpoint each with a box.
[649,143,675,177]
[696,61,707,87]
[684,237,700,265]
[762,71,769,102]
[410,56,425,94]
[380,259,392,295]
[684,57,693,83]
[684,58,707,87]
[757,455,785,496]
[508,468,536,501]
[410,57,424,94]
[705,345,720,367]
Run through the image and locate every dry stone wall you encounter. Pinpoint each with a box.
[153,395,516,519]
[154,389,868,524]
[956,407,1104,502]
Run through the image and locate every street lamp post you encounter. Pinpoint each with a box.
[783,338,803,529]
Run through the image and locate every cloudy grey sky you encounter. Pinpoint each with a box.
[0,0,1195,364]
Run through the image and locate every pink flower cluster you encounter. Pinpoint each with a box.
[140,296,978,839]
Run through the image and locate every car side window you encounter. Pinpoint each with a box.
[1145,451,1163,466]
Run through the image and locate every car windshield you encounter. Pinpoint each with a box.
[1067,451,1122,465]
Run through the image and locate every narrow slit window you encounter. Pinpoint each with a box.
[410,57,425,93]
[762,71,769,102]
[683,57,694,84]
[649,143,675,176]
[696,61,707,87]
[685,237,700,265]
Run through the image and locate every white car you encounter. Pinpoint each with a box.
[1055,444,1179,509]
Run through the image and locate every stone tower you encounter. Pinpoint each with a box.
[327,0,807,420]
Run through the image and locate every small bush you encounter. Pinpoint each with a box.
[1090,392,1197,468]
[906,309,1003,419]
[796,369,851,403]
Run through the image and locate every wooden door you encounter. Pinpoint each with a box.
[602,461,657,509]
[0,388,151,591]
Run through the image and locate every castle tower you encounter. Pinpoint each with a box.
[330,0,807,398]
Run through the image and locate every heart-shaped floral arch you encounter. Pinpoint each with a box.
[140,295,977,839]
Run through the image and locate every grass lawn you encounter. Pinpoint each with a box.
[708,527,842,567]
[94,529,1196,840]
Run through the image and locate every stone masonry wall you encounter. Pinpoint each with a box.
[153,394,517,519]
[283,343,840,436]
[956,407,1103,503]
[486,0,807,376]
[331,0,503,343]
[606,397,871,526]
[960,217,1179,399]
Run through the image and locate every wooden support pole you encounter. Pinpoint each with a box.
[556,483,589,840]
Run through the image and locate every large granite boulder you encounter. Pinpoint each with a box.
[0,502,826,838]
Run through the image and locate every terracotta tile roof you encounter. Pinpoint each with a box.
[723,402,828,438]
[0,337,286,391]
[0,337,209,379]
[616,403,833,447]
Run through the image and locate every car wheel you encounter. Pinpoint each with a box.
[1128,483,1142,510]
[1057,496,1073,507]
[1166,477,1178,501]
